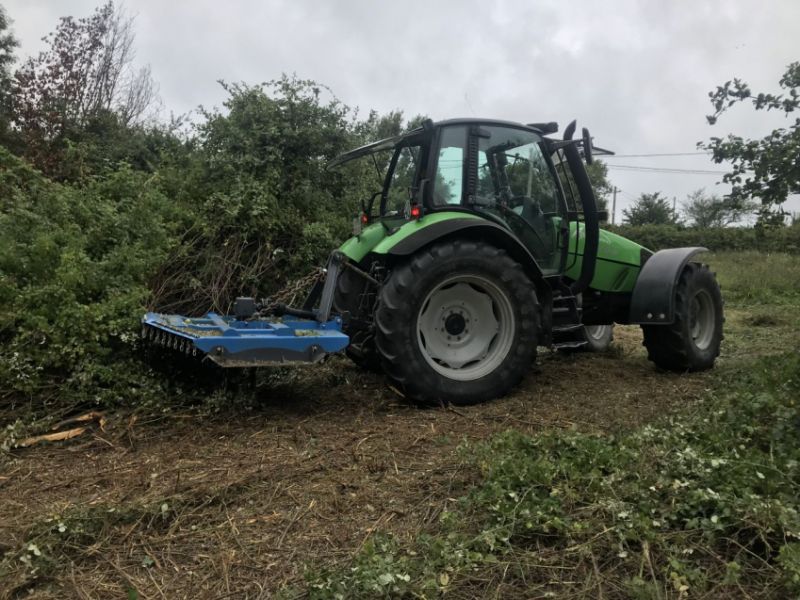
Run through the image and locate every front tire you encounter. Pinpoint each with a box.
[375,240,539,406]
[642,263,723,371]
[581,324,615,352]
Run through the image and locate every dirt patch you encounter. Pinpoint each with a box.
[745,312,784,327]
[0,321,771,598]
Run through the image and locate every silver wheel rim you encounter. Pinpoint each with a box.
[416,275,515,381]
[689,289,715,350]
[584,324,611,341]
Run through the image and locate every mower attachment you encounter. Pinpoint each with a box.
[141,312,349,367]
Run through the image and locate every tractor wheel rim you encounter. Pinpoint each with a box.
[417,275,515,381]
[584,325,611,341]
[689,289,715,350]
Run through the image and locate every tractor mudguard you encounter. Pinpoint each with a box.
[629,247,707,325]
[383,218,544,280]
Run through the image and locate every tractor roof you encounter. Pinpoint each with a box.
[328,118,613,169]
[327,118,553,169]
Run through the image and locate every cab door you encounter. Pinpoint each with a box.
[430,124,569,276]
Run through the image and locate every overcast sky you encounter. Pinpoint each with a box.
[5,0,799,220]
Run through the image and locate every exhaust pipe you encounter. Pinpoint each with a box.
[563,120,600,295]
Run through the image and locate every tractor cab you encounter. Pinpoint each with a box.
[332,118,608,284]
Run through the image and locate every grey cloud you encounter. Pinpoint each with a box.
[4,0,798,216]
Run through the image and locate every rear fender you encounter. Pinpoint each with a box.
[383,218,544,281]
[629,247,707,324]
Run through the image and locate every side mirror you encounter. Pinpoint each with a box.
[597,210,609,222]
[582,127,594,165]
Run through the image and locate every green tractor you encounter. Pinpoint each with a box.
[329,118,723,404]
[144,118,723,405]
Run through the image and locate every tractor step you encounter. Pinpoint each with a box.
[141,312,350,367]
[551,322,587,349]
[552,340,588,350]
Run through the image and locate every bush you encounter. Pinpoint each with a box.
[0,148,180,406]
[0,77,397,412]
[147,78,369,315]
[607,223,800,253]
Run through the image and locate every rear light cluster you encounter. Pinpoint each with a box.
[410,204,422,219]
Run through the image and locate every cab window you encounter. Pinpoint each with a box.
[382,144,420,217]
[432,126,466,205]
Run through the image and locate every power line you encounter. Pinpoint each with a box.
[604,152,711,158]
[608,164,727,175]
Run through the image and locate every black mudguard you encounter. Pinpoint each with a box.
[629,247,707,324]
[386,218,544,280]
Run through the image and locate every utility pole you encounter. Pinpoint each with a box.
[672,196,677,220]
[611,186,617,225]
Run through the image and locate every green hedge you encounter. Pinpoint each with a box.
[0,148,179,407]
[0,80,370,411]
[607,223,800,253]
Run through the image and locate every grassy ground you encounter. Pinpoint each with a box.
[0,251,798,599]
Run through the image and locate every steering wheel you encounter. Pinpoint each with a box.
[495,202,551,259]
[508,195,543,219]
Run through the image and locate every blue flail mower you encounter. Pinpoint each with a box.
[141,312,350,367]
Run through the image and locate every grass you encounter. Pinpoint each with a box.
[707,251,800,305]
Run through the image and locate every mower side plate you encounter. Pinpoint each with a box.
[141,312,349,367]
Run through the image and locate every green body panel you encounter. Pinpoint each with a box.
[565,222,650,293]
[339,212,650,295]
[339,222,387,262]
[338,211,482,262]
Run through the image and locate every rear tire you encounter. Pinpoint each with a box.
[375,240,539,406]
[641,263,723,371]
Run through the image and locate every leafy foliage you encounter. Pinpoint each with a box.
[0,147,178,405]
[682,188,757,227]
[622,191,679,225]
[700,62,800,221]
[0,73,384,409]
[585,159,611,213]
[149,77,365,315]
[10,1,157,177]
[608,222,800,254]
[0,3,17,138]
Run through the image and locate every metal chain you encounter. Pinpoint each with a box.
[261,267,326,313]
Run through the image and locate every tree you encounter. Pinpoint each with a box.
[682,189,757,228]
[585,160,611,214]
[10,1,157,174]
[699,62,800,223]
[622,192,679,226]
[0,4,18,140]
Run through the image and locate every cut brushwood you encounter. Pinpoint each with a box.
[16,412,106,448]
